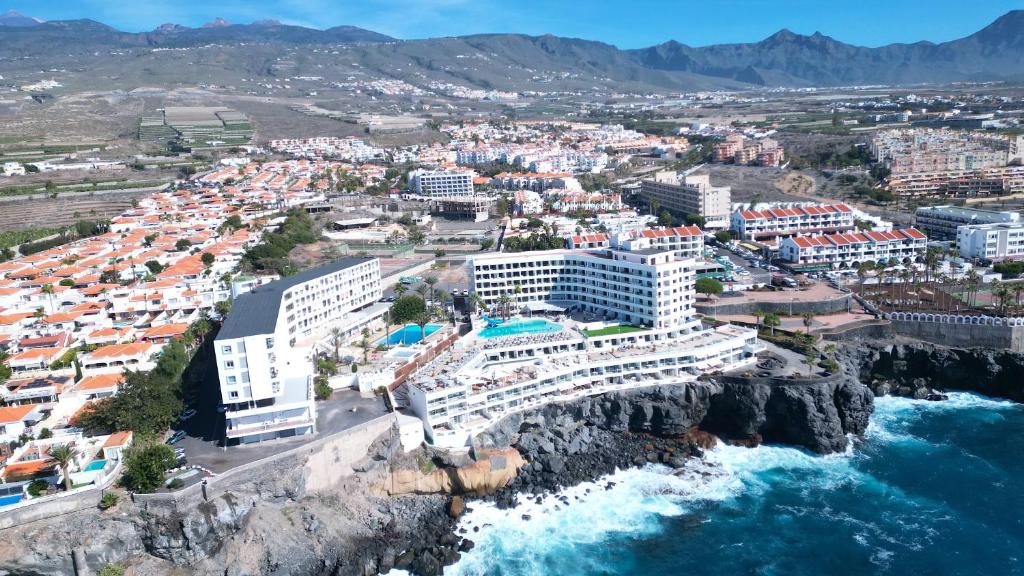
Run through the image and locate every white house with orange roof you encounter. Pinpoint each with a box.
[79,342,157,375]
[779,228,929,270]
[0,405,43,442]
[6,347,66,375]
[611,225,706,260]
[76,373,123,400]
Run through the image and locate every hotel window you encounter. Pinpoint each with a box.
[221,345,232,354]
[229,391,239,399]
[227,375,237,385]
[224,360,235,369]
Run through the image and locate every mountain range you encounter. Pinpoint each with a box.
[0,10,1022,90]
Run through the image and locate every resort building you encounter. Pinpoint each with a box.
[640,171,731,229]
[409,169,475,197]
[956,222,1024,262]
[214,257,381,444]
[469,249,701,331]
[731,203,855,245]
[402,248,761,448]
[779,228,928,270]
[914,205,1020,241]
[610,226,705,260]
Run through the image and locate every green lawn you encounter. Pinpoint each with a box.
[583,325,646,337]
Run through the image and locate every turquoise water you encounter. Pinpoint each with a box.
[378,324,442,346]
[84,459,107,472]
[479,319,563,339]
[0,494,22,507]
[449,392,1024,576]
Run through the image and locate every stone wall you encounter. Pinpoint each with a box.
[890,319,1024,351]
[0,460,122,531]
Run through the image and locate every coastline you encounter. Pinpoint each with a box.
[2,337,1024,575]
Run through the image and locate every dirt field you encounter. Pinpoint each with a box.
[702,165,824,203]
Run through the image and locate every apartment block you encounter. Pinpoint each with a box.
[214,257,381,444]
[914,205,1021,241]
[957,222,1024,262]
[731,203,855,245]
[779,228,928,270]
[640,171,731,229]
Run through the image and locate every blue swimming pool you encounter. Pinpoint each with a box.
[0,494,22,507]
[479,319,563,339]
[84,459,107,472]
[378,324,443,346]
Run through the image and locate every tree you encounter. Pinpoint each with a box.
[658,210,673,227]
[390,296,426,326]
[329,327,344,361]
[383,310,393,350]
[200,252,215,268]
[214,300,232,317]
[480,238,495,250]
[360,328,372,364]
[121,443,177,493]
[424,275,438,302]
[414,310,434,342]
[802,312,815,334]
[144,260,164,274]
[49,444,77,491]
[714,231,732,244]
[40,283,56,314]
[752,310,764,330]
[174,239,191,252]
[695,277,724,300]
[415,283,429,300]
[803,342,818,377]
[498,293,514,320]
[763,313,781,336]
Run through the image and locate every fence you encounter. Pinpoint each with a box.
[885,312,1024,352]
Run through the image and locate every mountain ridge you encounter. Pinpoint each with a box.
[0,10,1021,89]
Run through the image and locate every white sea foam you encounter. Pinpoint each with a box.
[444,391,1015,575]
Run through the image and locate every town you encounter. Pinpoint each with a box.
[3,109,1024,543]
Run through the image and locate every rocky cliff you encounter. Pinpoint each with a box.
[0,378,873,576]
[836,339,1024,401]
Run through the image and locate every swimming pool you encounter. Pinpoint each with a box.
[378,324,443,346]
[479,319,563,339]
[0,494,22,507]
[84,459,107,472]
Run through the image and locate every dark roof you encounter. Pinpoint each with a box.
[216,257,375,341]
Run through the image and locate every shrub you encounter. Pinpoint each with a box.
[98,492,119,510]
[97,564,125,576]
[27,480,50,498]
[120,443,177,493]
[167,478,184,490]
[37,428,52,439]
[314,377,332,401]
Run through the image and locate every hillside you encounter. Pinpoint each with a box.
[0,11,1022,91]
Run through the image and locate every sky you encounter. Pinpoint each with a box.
[7,0,1023,48]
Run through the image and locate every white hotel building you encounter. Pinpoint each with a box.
[956,222,1024,262]
[914,205,1020,241]
[779,228,928,270]
[214,257,381,444]
[409,169,475,197]
[730,203,855,245]
[401,249,762,448]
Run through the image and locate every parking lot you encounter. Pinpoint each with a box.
[172,386,389,475]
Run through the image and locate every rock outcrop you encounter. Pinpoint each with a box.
[836,339,1024,401]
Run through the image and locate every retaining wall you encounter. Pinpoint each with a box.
[696,293,852,316]
[0,460,123,531]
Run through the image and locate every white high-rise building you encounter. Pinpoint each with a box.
[214,257,381,444]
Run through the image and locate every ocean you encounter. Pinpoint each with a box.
[446,393,1024,576]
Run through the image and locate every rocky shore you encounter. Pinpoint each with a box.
[835,338,1024,402]
[0,377,874,576]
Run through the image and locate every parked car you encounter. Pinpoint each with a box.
[179,409,197,421]
[166,431,186,445]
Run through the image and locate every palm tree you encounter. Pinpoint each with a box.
[415,284,429,302]
[49,444,77,491]
[414,310,434,342]
[470,293,488,315]
[360,328,372,364]
[763,312,781,336]
[40,283,56,314]
[802,312,815,334]
[752,310,764,331]
[383,310,393,350]
[329,327,344,361]
[498,293,514,320]
[393,283,408,298]
[424,275,438,302]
